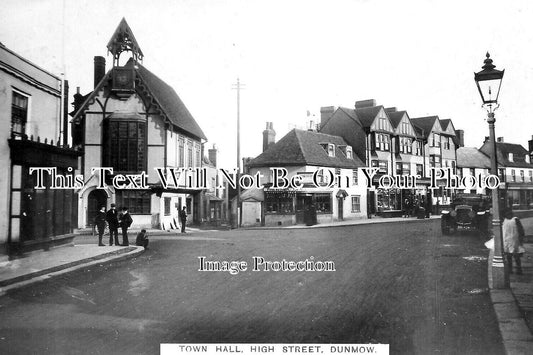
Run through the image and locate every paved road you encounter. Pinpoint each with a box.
[0,220,505,354]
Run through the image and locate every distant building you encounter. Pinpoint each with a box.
[456,147,491,195]
[246,124,367,226]
[0,42,79,257]
[320,99,458,215]
[480,138,533,210]
[410,115,458,206]
[70,18,207,229]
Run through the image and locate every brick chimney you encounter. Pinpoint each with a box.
[385,107,397,113]
[94,56,106,88]
[263,122,276,152]
[208,144,218,168]
[455,129,465,147]
[528,135,533,156]
[355,99,376,109]
[320,106,336,129]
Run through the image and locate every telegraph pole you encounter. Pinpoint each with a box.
[232,78,245,227]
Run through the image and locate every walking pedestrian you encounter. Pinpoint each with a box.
[502,209,525,274]
[106,203,120,246]
[119,207,133,246]
[425,196,432,218]
[136,229,149,249]
[403,198,411,218]
[180,206,187,233]
[94,206,107,246]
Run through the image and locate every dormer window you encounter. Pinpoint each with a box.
[328,143,335,157]
[338,145,353,159]
[509,153,514,162]
[346,146,353,159]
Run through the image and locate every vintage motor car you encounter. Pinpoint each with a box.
[441,194,490,235]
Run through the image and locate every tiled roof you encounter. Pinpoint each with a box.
[411,116,439,139]
[387,110,406,129]
[247,129,364,169]
[354,105,383,127]
[72,59,207,141]
[456,147,491,169]
[480,141,533,168]
[132,61,207,140]
[440,119,451,130]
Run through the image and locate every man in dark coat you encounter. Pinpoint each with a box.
[136,229,149,249]
[119,207,133,246]
[106,203,120,246]
[180,206,187,233]
[94,206,107,246]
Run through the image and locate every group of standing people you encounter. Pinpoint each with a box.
[94,203,133,247]
[402,196,433,218]
[94,204,189,248]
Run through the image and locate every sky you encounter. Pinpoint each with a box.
[2,0,533,169]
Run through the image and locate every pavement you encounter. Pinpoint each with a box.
[0,215,532,354]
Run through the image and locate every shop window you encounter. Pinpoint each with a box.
[315,193,331,213]
[115,190,151,214]
[402,163,410,175]
[265,192,294,214]
[416,164,423,177]
[396,162,402,175]
[351,195,361,212]
[378,161,388,174]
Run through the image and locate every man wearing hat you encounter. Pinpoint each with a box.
[106,203,120,246]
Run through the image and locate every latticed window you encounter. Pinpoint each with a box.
[265,192,294,213]
[106,120,146,172]
[351,196,361,212]
[115,190,151,214]
[12,91,29,137]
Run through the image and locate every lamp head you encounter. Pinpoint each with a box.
[474,52,504,108]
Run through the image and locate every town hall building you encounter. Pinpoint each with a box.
[71,19,207,229]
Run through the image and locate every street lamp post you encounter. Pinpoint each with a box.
[474,52,508,289]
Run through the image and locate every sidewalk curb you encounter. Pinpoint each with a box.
[242,216,439,231]
[0,246,144,295]
[490,289,533,355]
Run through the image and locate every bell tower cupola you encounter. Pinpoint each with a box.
[107,17,144,67]
[106,18,142,96]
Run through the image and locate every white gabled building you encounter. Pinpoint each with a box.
[245,124,367,227]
